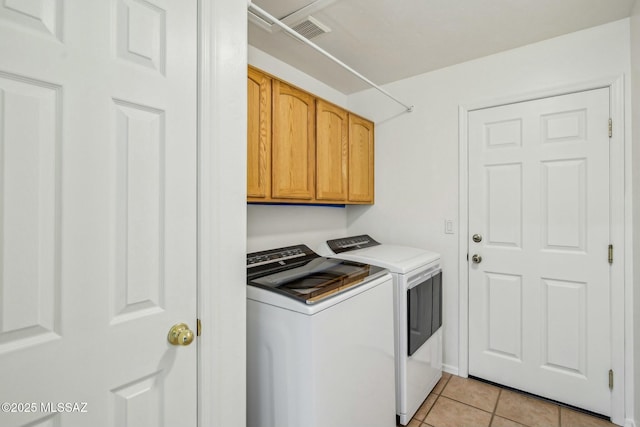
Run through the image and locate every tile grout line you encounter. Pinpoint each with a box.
[488,388,502,427]
[424,392,440,426]
[421,375,502,427]
[558,402,562,427]
[422,374,451,425]
[417,375,614,427]
[438,376,500,426]
[435,392,497,423]
[419,392,438,425]
[485,388,565,427]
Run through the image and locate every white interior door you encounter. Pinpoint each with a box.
[468,88,611,416]
[0,1,198,426]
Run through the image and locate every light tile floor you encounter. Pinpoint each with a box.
[406,373,617,427]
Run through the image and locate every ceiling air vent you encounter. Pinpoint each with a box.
[291,16,331,39]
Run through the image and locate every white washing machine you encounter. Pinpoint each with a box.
[246,244,396,427]
[320,235,442,426]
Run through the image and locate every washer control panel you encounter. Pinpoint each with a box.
[247,244,318,280]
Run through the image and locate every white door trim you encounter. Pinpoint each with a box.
[458,75,627,426]
[198,1,248,426]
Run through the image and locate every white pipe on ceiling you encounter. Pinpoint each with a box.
[247,1,414,113]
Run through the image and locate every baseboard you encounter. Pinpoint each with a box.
[442,364,459,377]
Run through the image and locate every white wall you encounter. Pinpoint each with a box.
[247,204,348,252]
[346,19,632,382]
[246,46,353,253]
[631,2,640,426]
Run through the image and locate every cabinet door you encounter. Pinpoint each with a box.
[272,80,316,200]
[316,100,348,201]
[348,115,375,203]
[247,68,271,199]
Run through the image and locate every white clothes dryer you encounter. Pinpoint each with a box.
[320,235,443,426]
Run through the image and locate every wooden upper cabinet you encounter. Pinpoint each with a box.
[246,66,375,205]
[247,68,271,199]
[316,100,348,201]
[272,80,316,200]
[348,114,375,203]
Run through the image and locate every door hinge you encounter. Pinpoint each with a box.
[608,244,613,264]
[609,369,614,390]
[197,318,202,337]
[609,118,612,138]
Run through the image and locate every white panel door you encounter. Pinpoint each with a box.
[468,88,611,415]
[0,1,198,426]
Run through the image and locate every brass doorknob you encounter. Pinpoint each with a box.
[167,323,195,346]
[472,254,482,264]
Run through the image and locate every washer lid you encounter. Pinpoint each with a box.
[333,244,440,274]
[249,257,387,305]
[247,272,392,315]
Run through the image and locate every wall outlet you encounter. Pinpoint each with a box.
[444,219,455,234]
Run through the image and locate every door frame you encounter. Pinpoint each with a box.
[457,76,627,425]
[198,1,248,426]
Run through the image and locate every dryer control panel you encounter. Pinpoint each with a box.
[327,235,380,254]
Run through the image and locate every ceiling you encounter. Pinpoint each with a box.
[248,0,636,94]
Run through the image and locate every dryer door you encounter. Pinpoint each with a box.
[407,270,442,356]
